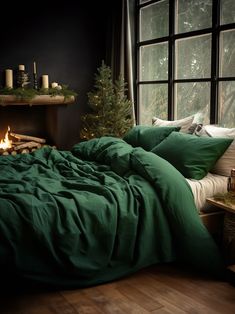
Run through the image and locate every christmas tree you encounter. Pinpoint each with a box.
[80,62,134,140]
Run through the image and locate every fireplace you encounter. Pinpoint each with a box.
[0,100,74,149]
[0,105,47,138]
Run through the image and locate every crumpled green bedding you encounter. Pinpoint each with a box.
[0,136,223,287]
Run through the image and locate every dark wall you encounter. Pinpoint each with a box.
[0,1,111,149]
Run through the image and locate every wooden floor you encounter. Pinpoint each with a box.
[0,264,234,314]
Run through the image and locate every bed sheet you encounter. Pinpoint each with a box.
[186,173,228,212]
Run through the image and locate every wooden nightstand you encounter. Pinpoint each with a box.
[207,196,235,269]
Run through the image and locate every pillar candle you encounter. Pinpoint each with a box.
[19,64,25,71]
[42,75,49,89]
[5,69,13,88]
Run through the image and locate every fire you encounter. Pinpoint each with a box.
[0,126,12,150]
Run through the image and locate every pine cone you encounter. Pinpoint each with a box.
[17,71,30,88]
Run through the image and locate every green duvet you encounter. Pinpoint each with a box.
[0,137,223,287]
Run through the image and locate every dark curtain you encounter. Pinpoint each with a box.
[106,0,136,124]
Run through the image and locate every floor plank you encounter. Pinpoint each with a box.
[0,264,234,314]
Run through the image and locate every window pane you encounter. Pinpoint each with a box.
[175,0,212,34]
[175,34,211,79]
[220,30,235,77]
[140,43,168,81]
[139,84,168,124]
[140,0,169,41]
[221,0,235,25]
[218,81,235,127]
[175,82,210,124]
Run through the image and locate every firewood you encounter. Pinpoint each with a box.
[12,141,25,145]
[14,141,41,151]
[21,149,29,154]
[10,132,46,144]
[0,148,13,155]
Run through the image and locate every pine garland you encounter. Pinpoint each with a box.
[0,87,37,100]
[0,85,77,101]
[80,62,134,140]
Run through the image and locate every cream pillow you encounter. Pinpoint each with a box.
[204,125,235,177]
[152,115,194,133]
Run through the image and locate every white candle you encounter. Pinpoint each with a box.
[51,82,58,88]
[33,61,37,74]
[5,69,13,88]
[19,64,25,71]
[42,75,49,89]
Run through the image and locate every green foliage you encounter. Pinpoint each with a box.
[214,191,235,206]
[0,85,77,101]
[38,85,78,99]
[139,0,235,127]
[80,62,134,140]
[0,87,37,100]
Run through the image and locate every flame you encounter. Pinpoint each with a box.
[0,126,12,150]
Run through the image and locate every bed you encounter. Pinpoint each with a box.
[0,124,234,288]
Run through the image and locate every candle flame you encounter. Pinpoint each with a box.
[0,126,12,150]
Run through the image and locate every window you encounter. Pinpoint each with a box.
[137,0,235,127]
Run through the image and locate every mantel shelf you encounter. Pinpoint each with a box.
[0,95,75,106]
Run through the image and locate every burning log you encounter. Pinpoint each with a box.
[12,141,26,145]
[14,141,41,151]
[10,132,46,144]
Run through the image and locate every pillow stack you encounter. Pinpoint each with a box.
[203,125,235,177]
[124,116,234,180]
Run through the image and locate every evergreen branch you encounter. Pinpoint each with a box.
[0,87,39,100]
[0,86,78,101]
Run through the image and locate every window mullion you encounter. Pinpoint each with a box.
[168,0,174,120]
[136,0,140,124]
[210,0,220,124]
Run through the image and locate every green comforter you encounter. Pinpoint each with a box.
[0,137,223,287]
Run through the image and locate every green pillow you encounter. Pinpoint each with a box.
[151,131,233,179]
[123,125,181,151]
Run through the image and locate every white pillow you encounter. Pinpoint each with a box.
[204,125,235,177]
[152,115,194,133]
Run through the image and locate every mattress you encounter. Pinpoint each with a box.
[186,172,228,212]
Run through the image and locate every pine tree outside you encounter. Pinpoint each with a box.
[138,0,235,127]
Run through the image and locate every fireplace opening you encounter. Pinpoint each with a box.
[0,126,55,156]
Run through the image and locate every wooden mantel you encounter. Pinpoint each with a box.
[0,95,75,106]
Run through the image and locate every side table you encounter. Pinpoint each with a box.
[206,197,235,267]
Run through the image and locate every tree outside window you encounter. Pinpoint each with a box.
[137,0,235,127]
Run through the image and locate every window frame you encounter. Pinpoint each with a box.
[136,0,235,125]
